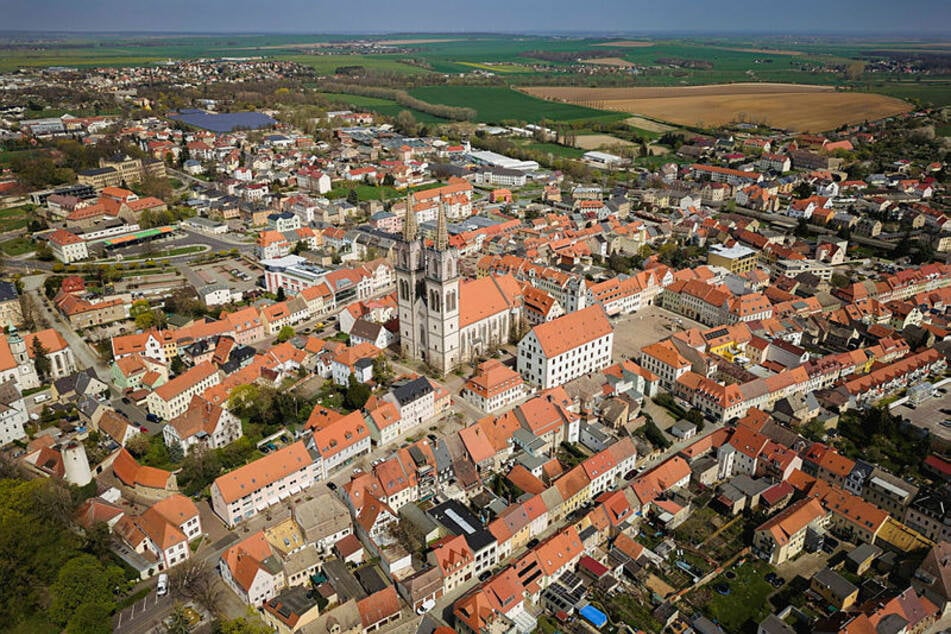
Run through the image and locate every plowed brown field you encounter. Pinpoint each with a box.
[519,83,912,132]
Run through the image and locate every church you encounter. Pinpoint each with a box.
[396,193,523,374]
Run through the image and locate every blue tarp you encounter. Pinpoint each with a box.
[579,605,608,629]
[169,109,276,132]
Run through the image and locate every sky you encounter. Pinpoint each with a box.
[1,0,949,35]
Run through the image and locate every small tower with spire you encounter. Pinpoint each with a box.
[422,201,460,374]
[396,192,424,362]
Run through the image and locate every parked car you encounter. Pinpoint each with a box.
[146,413,161,423]
[156,573,168,596]
[139,426,149,433]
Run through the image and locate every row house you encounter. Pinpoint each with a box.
[145,361,220,421]
[210,441,320,527]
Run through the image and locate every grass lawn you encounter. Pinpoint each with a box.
[692,559,776,632]
[326,181,443,202]
[0,237,35,256]
[408,85,626,124]
[0,206,32,232]
[523,142,586,158]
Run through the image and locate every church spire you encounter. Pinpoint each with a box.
[435,201,449,251]
[403,191,418,241]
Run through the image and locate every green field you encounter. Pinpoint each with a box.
[319,92,448,123]
[408,86,625,124]
[282,54,426,75]
[0,237,35,256]
[0,206,31,233]
[523,142,586,158]
[862,81,951,107]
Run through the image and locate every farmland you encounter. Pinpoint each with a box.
[520,83,913,132]
[407,86,625,124]
[319,93,448,123]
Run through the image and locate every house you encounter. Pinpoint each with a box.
[753,497,828,565]
[262,586,322,634]
[220,530,285,605]
[0,380,27,446]
[461,359,526,414]
[210,441,320,527]
[517,305,614,389]
[163,395,243,454]
[357,586,402,633]
[292,491,353,554]
[331,343,381,386]
[0,282,23,328]
[810,568,859,610]
[113,494,201,571]
[145,361,220,421]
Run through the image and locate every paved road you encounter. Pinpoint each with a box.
[21,274,109,378]
[114,587,176,634]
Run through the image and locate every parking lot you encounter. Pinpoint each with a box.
[892,386,951,442]
[611,304,704,361]
[188,257,262,293]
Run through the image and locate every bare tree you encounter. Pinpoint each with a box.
[168,558,222,616]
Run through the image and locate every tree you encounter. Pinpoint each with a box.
[168,558,222,615]
[48,553,123,626]
[275,287,286,302]
[67,601,113,634]
[178,444,222,496]
[216,609,274,634]
[344,373,371,410]
[372,355,393,385]
[792,182,813,199]
[346,187,360,206]
[276,325,295,343]
[81,521,113,564]
[170,355,185,376]
[125,433,151,458]
[292,240,307,255]
[794,217,810,238]
[164,604,193,634]
[394,110,419,136]
[31,336,51,382]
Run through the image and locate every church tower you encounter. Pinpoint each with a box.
[396,193,424,362]
[423,203,460,374]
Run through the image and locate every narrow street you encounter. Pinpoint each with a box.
[20,274,109,378]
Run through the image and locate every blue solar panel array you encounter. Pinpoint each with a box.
[169,109,276,132]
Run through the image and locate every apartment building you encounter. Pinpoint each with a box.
[517,305,614,389]
[210,441,320,527]
[145,361,220,421]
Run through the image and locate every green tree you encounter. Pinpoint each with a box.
[344,373,371,410]
[31,336,51,382]
[164,604,193,634]
[48,553,123,626]
[346,187,360,206]
[34,241,54,261]
[170,355,185,375]
[794,217,810,238]
[67,602,113,634]
[275,287,286,302]
[276,325,295,343]
[216,609,274,634]
[178,444,222,497]
[372,355,393,385]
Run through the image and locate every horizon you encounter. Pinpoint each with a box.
[1,0,949,37]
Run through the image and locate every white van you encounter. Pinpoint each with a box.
[33,393,51,404]
[156,573,169,596]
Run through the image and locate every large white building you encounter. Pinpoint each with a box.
[517,305,614,389]
[210,441,319,527]
[48,229,88,263]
